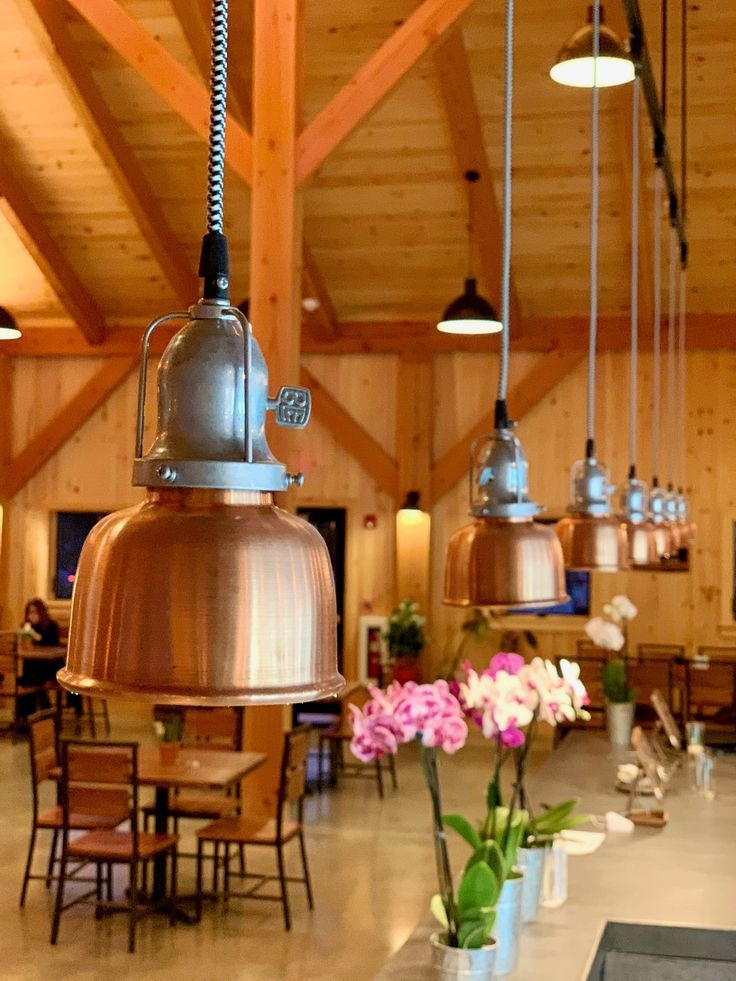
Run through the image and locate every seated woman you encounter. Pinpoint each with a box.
[18,598,63,715]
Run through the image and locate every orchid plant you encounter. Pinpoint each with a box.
[349,680,501,949]
[447,653,591,859]
[585,595,639,705]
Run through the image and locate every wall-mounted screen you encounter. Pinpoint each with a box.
[53,511,108,599]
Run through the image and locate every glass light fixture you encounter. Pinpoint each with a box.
[616,76,656,567]
[58,0,342,706]
[551,4,635,88]
[0,306,21,340]
[444,0,567,610]
[555,3,628,572]
[437,171,502,336]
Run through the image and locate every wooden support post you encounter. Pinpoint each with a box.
[395,358,433,613]
[242,0,305,820]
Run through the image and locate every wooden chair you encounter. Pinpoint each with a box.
[0,631,46,740]
[564,648,608,729]
[628,660,674,724]
[317,684,398,796]
[20,710,126,906]
[685,652,736,725]
[636,643,686,662]
[195,725,313,931]
[51,740,179,953]
[143,707,245,832]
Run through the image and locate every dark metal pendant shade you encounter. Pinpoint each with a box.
[437,278,503,335]
[59,304,343,705]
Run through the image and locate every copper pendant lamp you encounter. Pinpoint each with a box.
[444,0,567,611]
[59,1,342,705]
[550,4,635,89]
[555,4,628,573]
[616,76,657,567]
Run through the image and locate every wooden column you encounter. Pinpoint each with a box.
[395,357,433,614]
[243,0,304,819]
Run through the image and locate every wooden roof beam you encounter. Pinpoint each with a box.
[64,0,253,187]
[297,0,478,184]
[430,349,585,504]
[0,156,106,346]
[433,28,522,332]
[19,0,197,305]
[0,355,136,498]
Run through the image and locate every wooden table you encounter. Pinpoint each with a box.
[16,645,68,662]
[139,747,266,906]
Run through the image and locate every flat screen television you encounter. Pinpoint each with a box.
[507,570,590,616]
[53,511,108,600]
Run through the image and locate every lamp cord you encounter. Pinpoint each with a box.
[629,76,640,473]
[652,166,663,484]
[495,0,513,418]
[666,225,677,489]
[585,1,601,455]
[207,0,228,234]
[678,265,686,490]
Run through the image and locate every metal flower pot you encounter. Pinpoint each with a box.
[517,846,546,923]
[430,933,497,980]
[493,872,524,975]
[606,700,635,748]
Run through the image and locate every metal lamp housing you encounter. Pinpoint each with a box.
[555,456,629,571]
[437,278,503,336]
[444,428,568,609]
[617,476,658,566]
[60,302,343,705]
[649,483,675,559]
[550,5,635,88]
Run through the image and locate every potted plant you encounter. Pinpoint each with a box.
[385,599,426,684]
[585,595,638,747]
[601,659,637,747]
[519,799,589,922]
[349,681,500,979]
[154,710,184,764]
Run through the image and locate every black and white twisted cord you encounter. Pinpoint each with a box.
[207,0,229,234]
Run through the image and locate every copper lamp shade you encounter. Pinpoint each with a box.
[617,476,658,566]
[649,482,674,559]
[59,303,342,705]
[555,455,629,572]
[444,426,567,609]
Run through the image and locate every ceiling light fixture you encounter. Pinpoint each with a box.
[616,76,657,567]
[555,3,628,572]
[444,0,567,610]
[59,0,342,706]
[437,172,502,335]
[0,306,21,341]
[551,4,635,88]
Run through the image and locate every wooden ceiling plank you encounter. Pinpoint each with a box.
[0,159,106,345]
[433,28,522,330]
[20,0,197,305]
[430,349,585,504]
[0,355,137,498]
[300,365,399,501]
[296,0,478,184]
[64,0,253,187]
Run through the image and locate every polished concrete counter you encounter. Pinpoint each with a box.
[375,733,736,981]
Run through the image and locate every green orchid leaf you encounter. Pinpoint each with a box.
[457,862,499,916]
[458,914,495,949]
[443,813,483,850]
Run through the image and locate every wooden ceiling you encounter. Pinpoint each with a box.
[0,0,734,353]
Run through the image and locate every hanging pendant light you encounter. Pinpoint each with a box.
[648,168,674,561]
[59,1,342,705]
[555,3,628,572]
[664,224,683,554]
[444,0,567,610]
[551,4,635,88]
[616,76,657,567]
[437,172,502,335]
[0,306,21,340]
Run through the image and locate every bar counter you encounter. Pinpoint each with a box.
[375,732,736,981]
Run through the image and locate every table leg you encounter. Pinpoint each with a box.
[152,786,169,903]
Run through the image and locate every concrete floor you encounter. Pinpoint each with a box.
[0,713,539,981]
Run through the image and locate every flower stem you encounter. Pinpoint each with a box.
[420,744,458,946]
[503,713,537,854]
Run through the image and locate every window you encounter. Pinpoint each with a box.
[53,511,108,599]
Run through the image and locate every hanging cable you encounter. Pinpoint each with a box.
[678,0,688,495]
[678,264,687,490]
[680,0,687,227]
[494,0,514,427]
[666,225,678,489]
[198,0,230,303]
[628,76,640,476]
[652,167,663,485]
[585,0,601,458]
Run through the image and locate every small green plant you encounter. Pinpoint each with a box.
[384,599,426,660]
[601,658,636,704]
[153,711,184,743]
[524,798,589,848]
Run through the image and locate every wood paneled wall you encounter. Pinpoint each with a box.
[2,349,734,685]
